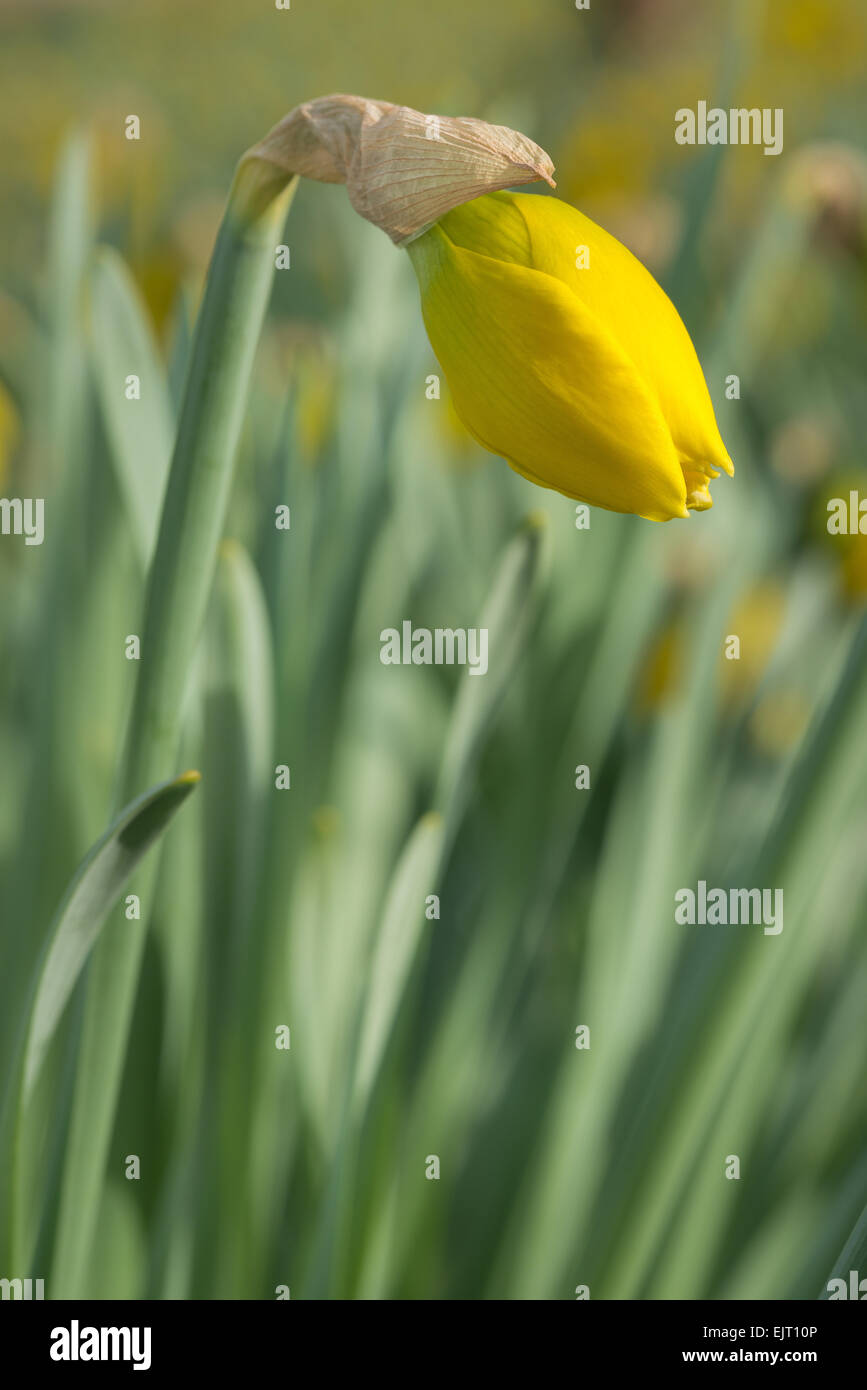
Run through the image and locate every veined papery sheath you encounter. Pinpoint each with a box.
[406,190,734,521]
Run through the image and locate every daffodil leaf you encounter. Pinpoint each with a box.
[0,771,200,1271]
[88,247,175,567]
[353,812,445,1115]
[22,771,200,1100]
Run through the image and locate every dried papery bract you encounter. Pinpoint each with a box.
[241,93,556,243]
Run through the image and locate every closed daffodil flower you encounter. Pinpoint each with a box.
[244,96,732,519]
[406,191,734,521]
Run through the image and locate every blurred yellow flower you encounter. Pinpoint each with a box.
[839,544,867,602]
[749,688,811,759]
[812,472,867,604]
[763,0,867,82]
[295,356,336,465]
[406,191,733,521]
[0,379,20,489]
[720,581,786,706]
[637,581,787,717]
[636,618,684,712]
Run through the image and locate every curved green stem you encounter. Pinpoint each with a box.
[50,162,297,1298]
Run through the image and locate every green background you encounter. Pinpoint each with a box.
[1,0,866,1299]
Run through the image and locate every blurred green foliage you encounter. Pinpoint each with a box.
[1,0,866,1300]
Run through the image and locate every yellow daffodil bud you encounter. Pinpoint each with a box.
[243,95,731,520]
[406,191,734,521]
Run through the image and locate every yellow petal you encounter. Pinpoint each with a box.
[407,224,689,521]
[683,469,714,511]
[439,191,734,488]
